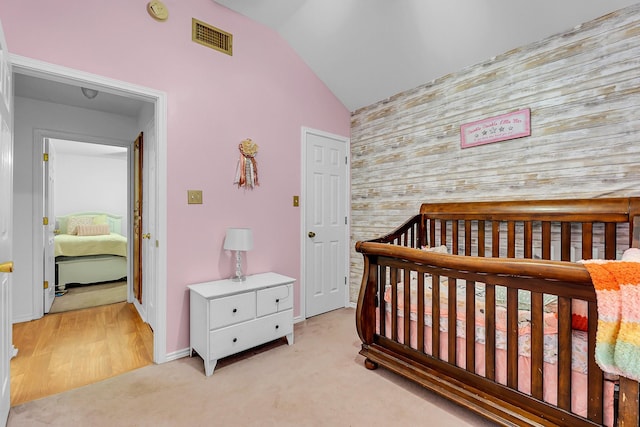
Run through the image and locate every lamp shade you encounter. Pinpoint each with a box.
[223,228,253,251]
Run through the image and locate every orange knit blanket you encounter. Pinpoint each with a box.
[582,254,640,381]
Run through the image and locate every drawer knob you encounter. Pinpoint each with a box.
[275,299,280,303]
[233,338,238,343]
[232,308,237,313]
[275,325,279,329]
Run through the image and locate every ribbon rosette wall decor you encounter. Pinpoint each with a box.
[233,138,259,189]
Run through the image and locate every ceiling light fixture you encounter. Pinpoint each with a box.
[80,87,99,99]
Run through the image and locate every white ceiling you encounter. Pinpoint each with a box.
[214,0,639,112]
[14,73,147,118]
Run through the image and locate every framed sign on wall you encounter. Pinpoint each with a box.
[460,108,531,149]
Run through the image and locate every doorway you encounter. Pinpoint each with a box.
[10,54,167,364]
[301,127,350,319]
[43,138,129,315]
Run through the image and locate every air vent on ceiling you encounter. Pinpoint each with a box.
[192,18,233,56]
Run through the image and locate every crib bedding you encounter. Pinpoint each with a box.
[383,275,590,372]
[380,272,616,425]
[54,232,127,257]
[380,309,615,425]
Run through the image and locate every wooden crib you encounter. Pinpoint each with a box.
[355,197,640,426]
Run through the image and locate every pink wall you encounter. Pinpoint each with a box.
[0,1,350,354]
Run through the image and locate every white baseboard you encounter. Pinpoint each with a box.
[164,348,191,362]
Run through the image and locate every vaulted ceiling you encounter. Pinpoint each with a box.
[214,1,639,112]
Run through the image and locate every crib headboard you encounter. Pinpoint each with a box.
[416,197,640,261]
[56,212,123,235]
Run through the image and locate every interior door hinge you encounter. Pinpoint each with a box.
[43,217,49,225]
[43,281,49,289]
[344,277,347,285]
[345,216,347,225]
[345,156,347,165]
[43,153,49,162]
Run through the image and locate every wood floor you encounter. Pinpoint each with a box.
[10,302,154,406]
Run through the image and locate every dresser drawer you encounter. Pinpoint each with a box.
[209,292,256,329]
[256,284,293,317]
[209,321,257,360]
[209,310,293,361]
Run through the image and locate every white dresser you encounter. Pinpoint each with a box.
[188,272,295,376]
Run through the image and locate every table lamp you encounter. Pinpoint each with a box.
[223,228,253,281]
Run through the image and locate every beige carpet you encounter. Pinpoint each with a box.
[7,308,497,427]
[49,281,127,313]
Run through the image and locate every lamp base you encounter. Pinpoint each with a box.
[231,250,246,282]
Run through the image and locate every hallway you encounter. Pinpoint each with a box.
[10,302,153,406]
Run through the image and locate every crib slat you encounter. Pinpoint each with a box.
[403,269,411,347]
[492,221,500,257]
[619,377,640,426]
[409,226,415,248]
[557,296,572,410]
[582,223,593,260]
[379,265,386,339]
[524,221,533,258]
[485,284,496,381]
[605,223,616,260]
[428,219,436,246]
[531,292,544,400]
[452,220,459,255]
[417,273,425,354]
[507,221,516,258]
[465,280,475,372]
[506,287,518,388]
[391,268,398,342]
[561,222,571,261]
[432,273,441,359]
[478,220,485,257]
[542,221,551,259]
[448,277,457,364]
[465,221,471,256]
[587,300,603,424]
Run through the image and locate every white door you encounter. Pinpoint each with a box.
[42,138,56,313]
[142,122,156,330]
[303,128,349,318]
[0,18,14,427]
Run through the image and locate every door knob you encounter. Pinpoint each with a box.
[142,233,151,239]
[0,261,13,273]
[308,231,316,238]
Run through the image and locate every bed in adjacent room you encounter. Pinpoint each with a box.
[54,212,128,290]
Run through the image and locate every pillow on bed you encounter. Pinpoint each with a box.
[67,216,95,234]
[92,214,108,225]
[76,224,111,236]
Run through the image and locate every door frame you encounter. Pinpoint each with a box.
[33,132,133,309]
[300,126,351,320]
[11,54,168,364]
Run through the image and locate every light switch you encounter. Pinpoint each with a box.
[188,190,203,204]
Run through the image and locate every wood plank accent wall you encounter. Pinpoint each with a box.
[349,5,640,302]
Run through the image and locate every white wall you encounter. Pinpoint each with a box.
[12,96,140,322]
[53,143,128,235]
